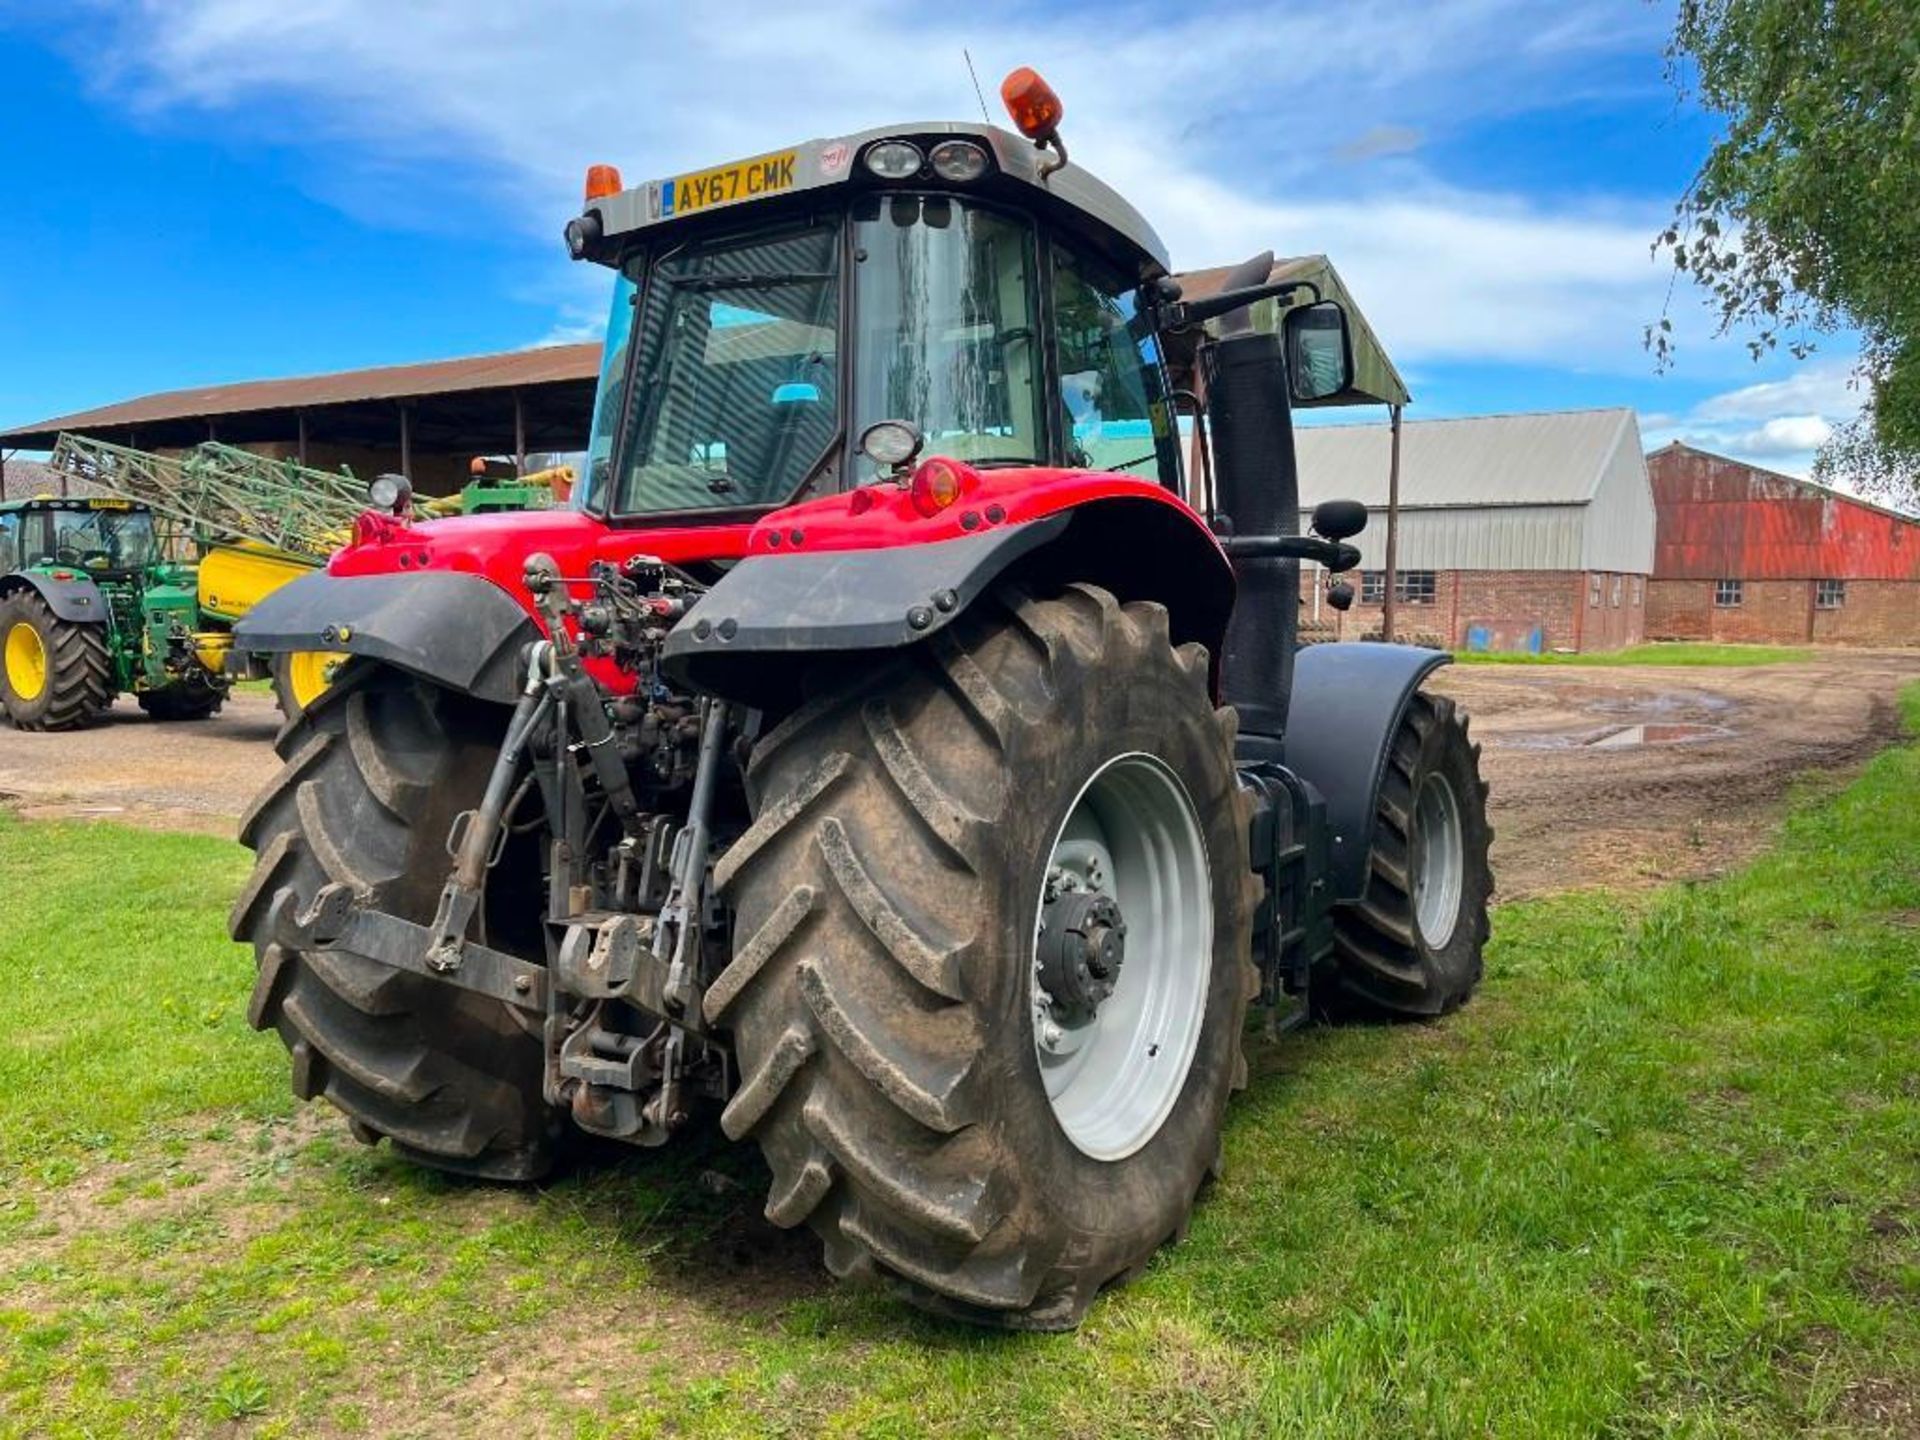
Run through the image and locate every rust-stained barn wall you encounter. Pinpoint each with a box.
[1647,444,1920,645]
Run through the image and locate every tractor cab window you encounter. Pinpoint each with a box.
[851,196,1043,477]
[0,513,16,572]
[579,261,643,513]
[29,506,157,571]
[1049,243,1179,486]
[611,221,840,515]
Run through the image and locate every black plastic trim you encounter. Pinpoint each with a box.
[0,571,107,624]
[233,570,538,705]
[662,515,1070,704]
[1282,641,1450,901]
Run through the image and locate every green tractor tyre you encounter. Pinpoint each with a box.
[0,590,114,731]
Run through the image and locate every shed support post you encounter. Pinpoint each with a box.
[1382,402,1403,643]
[513,391,527,475]
[399,404,412,481]
[297,411,309,468]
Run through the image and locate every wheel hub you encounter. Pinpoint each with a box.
[1029,752,1213,1161]
[5,621,48,703]
[1036,888,1126,1024]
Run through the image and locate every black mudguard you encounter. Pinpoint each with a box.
[233,570,537,705]
[662,516,1070,705]
[1284,641,1451,902]
[2,571,108,624]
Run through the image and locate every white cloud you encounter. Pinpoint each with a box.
[60,0,1690,370]
[1641,360,1865,478]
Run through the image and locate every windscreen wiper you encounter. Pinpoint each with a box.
[666,272,834,293]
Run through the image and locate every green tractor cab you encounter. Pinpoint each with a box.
[0,495,229,729]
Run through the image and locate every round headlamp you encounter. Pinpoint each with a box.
[928,139,989,183]
[863,140,924,180]
[858,419,925,471]
[368,473,413,515]
[563,212,602,261]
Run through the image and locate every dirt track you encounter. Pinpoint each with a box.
[1432,650,1920,898]
[2,652,1917,898]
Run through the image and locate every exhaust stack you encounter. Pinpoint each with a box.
[1204,252,1301,764]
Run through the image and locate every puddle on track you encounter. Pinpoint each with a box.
[1502,721,1736,751]
[1585,722,1734,748]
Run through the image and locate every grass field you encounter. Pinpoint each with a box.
[1453,642,1814,667]
[2,687,1917,1438]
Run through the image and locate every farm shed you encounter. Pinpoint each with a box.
[1645,443,1920,645]
[1293,408,1657,652]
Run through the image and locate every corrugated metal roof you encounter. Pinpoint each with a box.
[1294,408,1640,507]
[0,343,601,447]
[1649,443,1920,581]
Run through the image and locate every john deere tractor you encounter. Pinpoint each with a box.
[0,495,230,727]
[230,70,1493,1330]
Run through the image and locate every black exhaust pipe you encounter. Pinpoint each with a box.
[1205,252,1299,764]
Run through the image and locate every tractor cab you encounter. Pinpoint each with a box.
[1,497,161,578]
[566,108,1207,521]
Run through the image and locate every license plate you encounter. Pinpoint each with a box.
[662,149,797,217]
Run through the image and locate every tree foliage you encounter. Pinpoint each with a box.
[1656,0,1920,502]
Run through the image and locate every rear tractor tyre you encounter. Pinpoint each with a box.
[1325,691,1492,1017]
[0,591,113,731]
[230,665,560,1180]
[712,583,1259,1330]
[138,684,226,722]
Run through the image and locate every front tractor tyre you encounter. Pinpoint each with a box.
[710,584,1259,1330]
[229,665,559,1180]
[0,591,113,731]
[1325,691,1492,1017]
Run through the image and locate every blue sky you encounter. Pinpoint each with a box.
[0,1,1867,475]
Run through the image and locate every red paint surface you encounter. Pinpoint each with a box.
[327,465,1220,690]
[1649,445,1920,581]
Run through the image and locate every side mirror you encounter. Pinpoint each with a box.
[1284,300,1355,403]
[1311,498,1368,541]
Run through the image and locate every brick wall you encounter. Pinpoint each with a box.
[1815,581,1920,645]
[1301,569,1647,652]
[1652,577,1920,644]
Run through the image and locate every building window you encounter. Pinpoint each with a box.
[1632,576,1644,606]
[1589,575,1602,607]
[1715,579,1743,608]
[1396,570,1437,605]
[1611,576,1623,608]
[1816,578,1846,609]
[1360,571,1385,604]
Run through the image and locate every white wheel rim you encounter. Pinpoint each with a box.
[1412,770,1464,949]
[1031,752,1212,1162]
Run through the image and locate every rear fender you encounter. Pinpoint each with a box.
[0,571,108,625]
[662,497,1236,708]
[1283,642,1450,902]
[232,570,537,705]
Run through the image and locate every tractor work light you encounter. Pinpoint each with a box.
[864,140,924,179]
[858,419,924,472]
[583,163,623,201]
[909,457,973,517]
[1000,66,1063,141]
[368,473,413,516]
[928,139,989,182]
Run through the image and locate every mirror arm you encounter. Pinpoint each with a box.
[1164,279,1322,332]
[1219,535,1362,573]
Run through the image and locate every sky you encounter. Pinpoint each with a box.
[0,0,1871,477]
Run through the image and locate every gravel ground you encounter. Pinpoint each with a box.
[3,650,1918,898]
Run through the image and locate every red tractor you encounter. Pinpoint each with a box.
[232,71,1491,1330]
